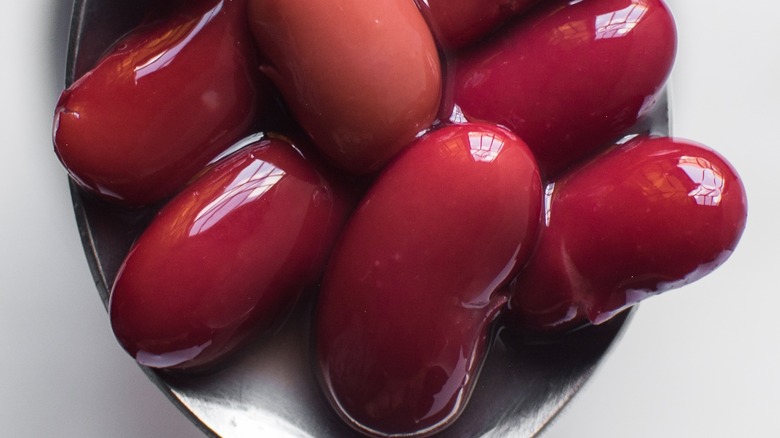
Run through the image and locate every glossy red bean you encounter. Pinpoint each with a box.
[54,0,272,206]
[109,136,353,371]
[316,123,543,437]
[507,136,747,334]
[419,0,541,49]
[247,0,442,175]
[453,0,677,177]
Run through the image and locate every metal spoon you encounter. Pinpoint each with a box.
[64,0,670,436]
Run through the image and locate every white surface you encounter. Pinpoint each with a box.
[544,1,780,437]
[1,1,777,437]
[1,1,202,437]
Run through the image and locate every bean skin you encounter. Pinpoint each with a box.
[507,136,748,334]
[453,0,677,178]
[248,0,442,175]
[109,136,353,371]
[316,122,543,437]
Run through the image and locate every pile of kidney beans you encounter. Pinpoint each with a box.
[52,0,748,436]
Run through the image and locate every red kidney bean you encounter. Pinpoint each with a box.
[316,122,543,437]
[54,0,273,206]
[507,136,747,334]
[453,0,677,178]
[247,0,442,175]
[419,0,542,49]
[109,135,353,371]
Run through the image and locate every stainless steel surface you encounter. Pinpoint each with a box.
[64,1,669,436]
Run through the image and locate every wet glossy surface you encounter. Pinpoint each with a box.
[453,0,676,178]
[64,0,676,436]
[54,0,270,206]
[507,136,748,334]
[109,136,352,371]
[247,0,442,175]
[420,0,540,49]
[316,123,543,437]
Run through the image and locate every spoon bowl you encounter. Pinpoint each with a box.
[64,0,670,436]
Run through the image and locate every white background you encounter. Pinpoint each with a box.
[1,1,777,437]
